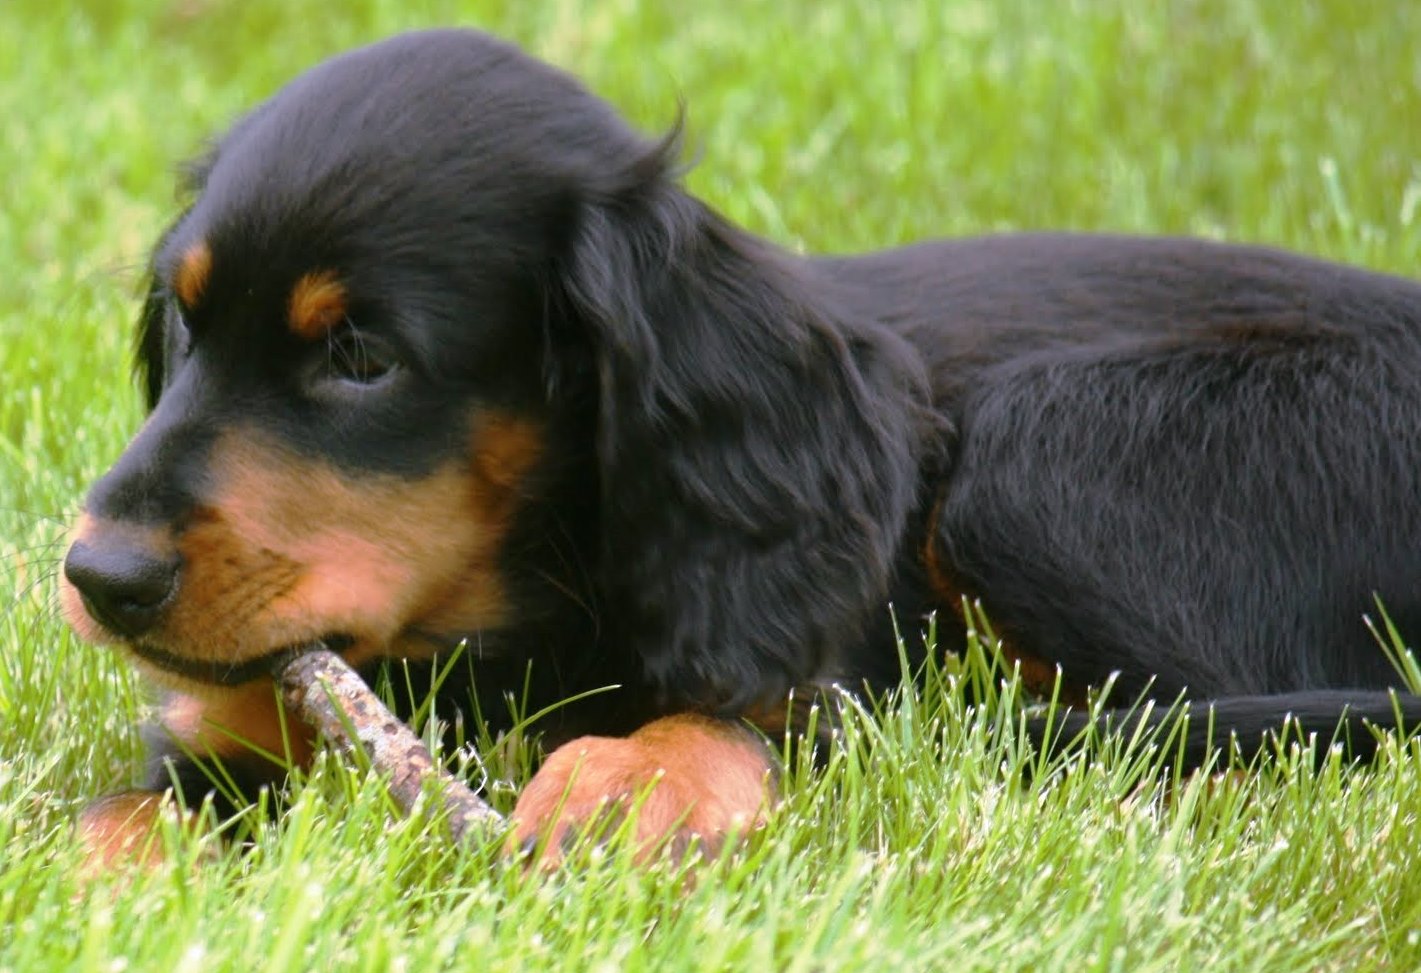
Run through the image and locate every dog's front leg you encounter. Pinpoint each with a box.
[78,682,310,873]
[510,714,777,866]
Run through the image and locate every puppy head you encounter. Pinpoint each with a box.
[61,30,657,690]
[64,29,930,709]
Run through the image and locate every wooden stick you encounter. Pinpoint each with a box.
[272,644,504,843]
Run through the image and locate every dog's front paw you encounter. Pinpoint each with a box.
[510,714,776,866]
[75,790,185,876]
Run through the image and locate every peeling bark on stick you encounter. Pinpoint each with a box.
[273,644,504,843]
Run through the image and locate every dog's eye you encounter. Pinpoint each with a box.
[321,331,401,388]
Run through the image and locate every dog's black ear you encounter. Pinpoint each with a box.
[135,142,223,409]
[556,156,933,711]
[134,273,170,410]
[133,213,194,410]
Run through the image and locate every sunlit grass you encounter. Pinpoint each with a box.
[2,1,1419,969]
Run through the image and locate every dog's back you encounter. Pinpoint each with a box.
[823,234,1421,706]
[819,234,1421,393]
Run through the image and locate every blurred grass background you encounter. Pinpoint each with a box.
[1,1,1419,970]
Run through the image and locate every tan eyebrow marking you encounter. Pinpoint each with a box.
[173,241,213,308]
[288,270,348,340]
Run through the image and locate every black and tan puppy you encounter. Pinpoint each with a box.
[62,29,1421,866]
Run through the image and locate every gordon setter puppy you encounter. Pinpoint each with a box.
[61,29,1421,867]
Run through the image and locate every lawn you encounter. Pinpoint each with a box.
[3,0,1420,969]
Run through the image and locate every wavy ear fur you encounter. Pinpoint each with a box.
[557,160,933,711]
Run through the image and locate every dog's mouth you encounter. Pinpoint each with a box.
[127,634,356,687]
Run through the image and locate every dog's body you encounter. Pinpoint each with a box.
[848,233,1421,693]
[61,30,1421,864]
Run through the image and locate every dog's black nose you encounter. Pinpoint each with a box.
[64,539,180,638]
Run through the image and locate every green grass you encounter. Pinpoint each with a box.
[3,0,1421,969]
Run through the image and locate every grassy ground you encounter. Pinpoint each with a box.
[3,0,1420,969]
